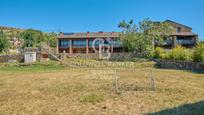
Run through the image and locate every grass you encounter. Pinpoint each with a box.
[0,61,64,73]
[79,93,104,104]
[0,61,204,114]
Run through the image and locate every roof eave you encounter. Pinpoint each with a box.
[165,20,192,29]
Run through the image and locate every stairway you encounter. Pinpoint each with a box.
[41,43,64,64]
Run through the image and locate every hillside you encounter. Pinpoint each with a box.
[0,26,23,38]
[0,26,57,48]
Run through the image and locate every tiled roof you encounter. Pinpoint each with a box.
[57,32,120,39]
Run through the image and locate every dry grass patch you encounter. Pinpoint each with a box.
[0,64,203,114]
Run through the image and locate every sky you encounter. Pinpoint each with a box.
[0,0,203,40]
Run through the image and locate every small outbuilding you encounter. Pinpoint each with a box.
[24,52,37,63]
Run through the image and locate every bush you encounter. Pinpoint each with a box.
[166,46,190,61]
[193,44,204,62]
[154,47,166,59]
[0,31,10,53]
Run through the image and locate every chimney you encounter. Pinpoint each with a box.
[59,32,64,36]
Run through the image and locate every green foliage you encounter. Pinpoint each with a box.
[199,40,204,44]
[20,29,44,48]
[154,47,166,59]
[79,93,104,104]
[43,32,57,47]
[0,26,57,49]
[20,29,57,48]
[166,46,190,61]
[0,26,23,38]
[153,46,193,61]
[118,18,174,52]
[193,43,204,62]
[0,30,10,53]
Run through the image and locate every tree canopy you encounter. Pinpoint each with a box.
[20,29,57,48]
[0,30,10,53]
[20,29,44,48]
[118,19,174,52]
[43,32,57,48]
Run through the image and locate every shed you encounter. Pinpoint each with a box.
[24,52,37,63]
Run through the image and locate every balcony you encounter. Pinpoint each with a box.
[177,39,195,45]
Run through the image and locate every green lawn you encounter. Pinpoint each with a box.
[0,61,64,73]
[0,61,204,114]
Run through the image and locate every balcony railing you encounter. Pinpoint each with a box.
[177,39,195,45]
[163,40,172,45]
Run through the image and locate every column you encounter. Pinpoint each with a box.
[86,39,89,54]
[69,39,73,54]
[111,44,113,53]
[56,39,59,53]
[172,36,177,48]
[194,35,198,46]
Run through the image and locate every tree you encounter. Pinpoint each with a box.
[193,43,204,62]
[118,19,174,53]
[20,29,44,48]
[20,29,57,48]
[0,30,10,53]
[199,40,204,44]
[43,32,57,48]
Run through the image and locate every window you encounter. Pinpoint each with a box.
[177,37,194,45]
[73,40,86,48]
[113,39,123,47]
[89,40,93,46]
[59,40,69,48]
[177,27,181,33]
[163,38,172,45]
[89,40,103,47]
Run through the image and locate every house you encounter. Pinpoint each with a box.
[161,20,198,48]
[56,32,123,54]
[56,20,198,54]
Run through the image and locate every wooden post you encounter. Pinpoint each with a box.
[69,39,73,54]
[110,39,113,53]
[56,39,59,53]
[111,44,113,53]
[86,39,89,54]
[99,44,102,59]
[172,36,177,48]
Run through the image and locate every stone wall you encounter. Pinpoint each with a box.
[65,53,99,60]
[58,52,147,60]
[0,54,24,63]
[110,52,147,61]
[154,59,204,72]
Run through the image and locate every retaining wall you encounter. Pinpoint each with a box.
[154,59,204,72]
[0,54,24,63]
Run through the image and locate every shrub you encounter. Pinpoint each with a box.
[167,46,190,61]
[79,93,104,104]
[0,31,10,53]
[154,47,166,59]
[193,43,204,62]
